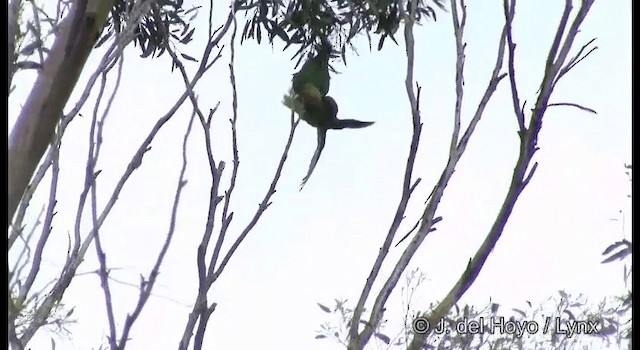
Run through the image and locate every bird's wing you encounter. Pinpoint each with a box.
[300,128,327,191]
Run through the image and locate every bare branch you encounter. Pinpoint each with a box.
[347,0,508,348]
[406,1,597,348]
[548,102,597,115]
[9,0,115,223]
[164,22,237,328]
[522,161,538,188]
[450,0,466,152]
[347,0,424,347]
[456,45,507,152]
[395,216,441,247]
[117,107,197,350]
[212,112,300,281]
[554,38,598,84]
[13,128,62,321]
[540,0,572,94]
[503,0,526,132]
[15,8,234,345]
[90,57,125,350]
[28,0,46,66]
[10,206,44,292]
[210,15,241,275]
[530,0,595,146]
[9,12,138,249]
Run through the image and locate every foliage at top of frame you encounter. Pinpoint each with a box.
[236,0,446,65]
[96,0,446,65]
[97,0,199,59]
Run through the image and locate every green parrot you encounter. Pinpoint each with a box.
[291,37,332,99]
[299,95,374,190]
[288,38,375,190]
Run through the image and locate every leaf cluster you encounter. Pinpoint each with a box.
[237,0,447,63]
[97,0,200,58]
[97,0,446,64]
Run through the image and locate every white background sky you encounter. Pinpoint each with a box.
[9,0,631,349]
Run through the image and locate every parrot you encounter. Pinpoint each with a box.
[291,37,333,100]
[287,37,375,190]
[299,95,374,190]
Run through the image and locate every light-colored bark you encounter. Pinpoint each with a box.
[8,0,113,225]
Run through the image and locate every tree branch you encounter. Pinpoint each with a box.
[14,6,233,346]
[503,0,526,132]
[347,0,424,347]
[8,0,115,224]
[117,107,197,350]
[406,0,597,348]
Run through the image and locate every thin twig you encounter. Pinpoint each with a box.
[89,72,118,350]
[503,0,525,132]
[450,0,466,152]
[212,114,300,281]
[91,55,126,350]
[554,38,597,85]
[9,206,44,292]
[13,126,62,319]
[28,0,46,66]
[209,12,241,275]
[548,102,597,115]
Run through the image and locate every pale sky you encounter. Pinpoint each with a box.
[9,0,631,349]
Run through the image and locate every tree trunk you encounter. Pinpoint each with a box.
[8,0,113,225]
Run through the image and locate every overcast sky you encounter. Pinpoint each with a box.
[9,0,631,349]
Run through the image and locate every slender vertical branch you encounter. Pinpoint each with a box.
[208,5,240,278]
[117,108,197,350]
[406,1,597,348]
[345,1,510,349]
[212,115,300,282]
[90,56,125,350]
[190,9,241,350]
[503,0,526,132]
[449,0,466,153]
[347,0,423,347]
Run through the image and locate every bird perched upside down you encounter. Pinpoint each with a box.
[288,39,375,190]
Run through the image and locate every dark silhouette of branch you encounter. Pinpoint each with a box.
[90,61,122,350]
[178,8,300,349]
[12,7,234,345]
[347,0,425,347]
[116,108,197,350]
[406,0,596,348]
[548,102,597,115]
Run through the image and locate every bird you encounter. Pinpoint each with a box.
[291,37,332,99]
[299,95,374,190]
[287,37,375,190]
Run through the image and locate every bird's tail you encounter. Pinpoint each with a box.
[330,119,375,130]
